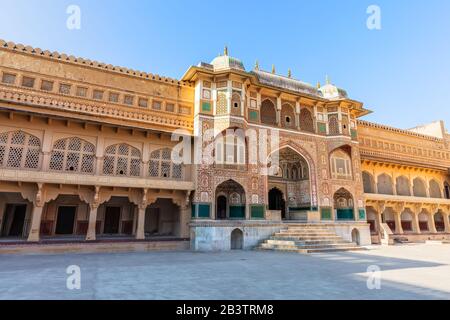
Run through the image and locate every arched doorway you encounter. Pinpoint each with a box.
[351,228,360,245]
[334,188,354,220]
[267,147,311,219]
[217,196,227,220]
[215,180,246,220]
[268,188,286,219]
[231,228,243,250]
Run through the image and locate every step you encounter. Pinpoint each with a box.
[273,235,342,240]
[267,239,350,246]
[261,242,358,250]
[275,232,337,236]
[257,246,364,254]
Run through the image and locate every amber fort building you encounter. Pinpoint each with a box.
[0,40,449,253]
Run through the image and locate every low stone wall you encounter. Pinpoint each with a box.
[190,220,372,251]
[391,233,450,243]
[190,221,286,251]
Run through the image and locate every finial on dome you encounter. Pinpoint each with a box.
[287,69,292,78]
[224,46,228,56]
[272,64,276,74]
[317,81,321,89]
[326,75,330,85]
[254,60,259,70]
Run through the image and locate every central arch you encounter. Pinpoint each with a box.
[267,146,312,219]
[215,179,246,220]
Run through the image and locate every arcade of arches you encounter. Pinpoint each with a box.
[363,163,450,240]
[0,183,191,242]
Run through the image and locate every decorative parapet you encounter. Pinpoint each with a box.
[0,85,194,132]
[0,39,193,88]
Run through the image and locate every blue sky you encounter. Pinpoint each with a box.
[0,0,449,129]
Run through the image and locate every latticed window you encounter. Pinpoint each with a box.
[149,148,183,179]
[216,91,228,115]
[103,144,141,177]
[300,108,314,133]
[329,114,339,135]
[0,131,41,169]
[49,137,95,174]
[261,99,277,125]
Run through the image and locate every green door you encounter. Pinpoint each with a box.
[229,206,245,219]
[337,208,354,220]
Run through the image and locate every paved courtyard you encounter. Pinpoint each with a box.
[0,244,449,300]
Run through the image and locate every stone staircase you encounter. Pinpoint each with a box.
[257,224,364,254]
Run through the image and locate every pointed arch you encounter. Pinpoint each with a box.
[396,176,411,196]
[362,171,375,193]
[300,108,314,133]
[377,174,394,195]
[260,99,277,126]
[429,179,442,198]
[281,103,295,128]
[413,177,427,197]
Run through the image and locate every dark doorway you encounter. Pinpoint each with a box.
[1,204,27,237]
[445,184,450,199]
[55,206,76,235]
[217,196,227,220]
[104,207,121,234]
[268,188,286,218]
[231,229,243,250]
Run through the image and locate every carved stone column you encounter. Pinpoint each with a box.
[178,191,192,238]
[135,189,148,240]
[135,206,146,240]
[412,211,421,234]
[86,205,99,241]
[429,212,438,234]
[27,205,44,242]
[443,212,450,233]
[394,211,404,234]
[27,183,45,242]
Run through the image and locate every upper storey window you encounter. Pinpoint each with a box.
[300,108,314,133]
[2,73,16,85]
[59,84,71,95]
[93,90,104,100]
[109,92,119,103]
[76,86,88,97]
[40,80,54,92]
[103,143,141,177]
[330,148,352,180]
[261,99,277,126]
[49,137,95,174]
[149,148,183,180]
[22,76,35,88]
[152,101,162,110]
[138,98,148,108]
[0,131,41,170]
[165,103,175,112]
[124,95,134,106]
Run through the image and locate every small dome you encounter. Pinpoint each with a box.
[210,48,245,71]
[318,77,348,99]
